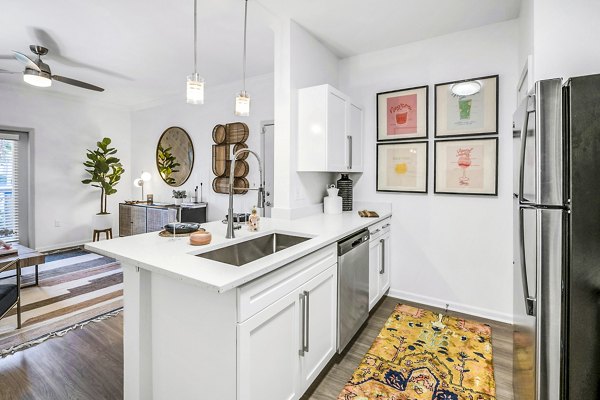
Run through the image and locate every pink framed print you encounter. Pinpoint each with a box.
[377,85,428,141]
[434,137,498,196]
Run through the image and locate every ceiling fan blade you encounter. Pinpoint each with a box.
[52,75,104,92]
[12,51,41,72]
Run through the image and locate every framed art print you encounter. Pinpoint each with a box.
[377,141,428,193]
[434,137,498,195]
[434,75,498,138]
[377,85,428,141]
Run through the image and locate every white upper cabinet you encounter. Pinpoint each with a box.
[297,84,363,172]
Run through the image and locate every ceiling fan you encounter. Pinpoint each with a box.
[0,45,104,92]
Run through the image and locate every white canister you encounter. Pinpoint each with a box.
[324,186,342,214]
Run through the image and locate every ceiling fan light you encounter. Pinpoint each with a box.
[23,70,51,88]
[186,73,204,104]
[234,91,250,117]
[451,80,482,96]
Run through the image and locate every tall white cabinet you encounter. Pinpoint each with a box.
[368,218,391,310]
[297,84,363,172]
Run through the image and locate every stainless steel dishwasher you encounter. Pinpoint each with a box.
[337,229,370,353]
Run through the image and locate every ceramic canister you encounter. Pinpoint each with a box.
[337,174,353,211]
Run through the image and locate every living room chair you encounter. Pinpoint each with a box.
[0,259,21,329]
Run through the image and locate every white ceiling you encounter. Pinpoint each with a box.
[0,0,275,107]
[0,0,521,107]
[257,0,521,58]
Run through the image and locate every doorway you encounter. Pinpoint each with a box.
[260,121,274,217]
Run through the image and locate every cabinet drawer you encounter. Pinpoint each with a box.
[368,217,391,240]
[237,244,337,323]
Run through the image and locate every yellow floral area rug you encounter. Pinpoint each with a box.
[338,304,496,400]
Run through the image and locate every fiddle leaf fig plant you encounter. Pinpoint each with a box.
[82,137,125,215]
[157,144,180,186]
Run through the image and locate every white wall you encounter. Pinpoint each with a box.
[532,0,600,80]
[130,73,274,222]
[272,20,340,218]
[0,82,133,251]
[339,20,519,322]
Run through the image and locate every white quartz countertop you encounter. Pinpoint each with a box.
[85,208,391,293]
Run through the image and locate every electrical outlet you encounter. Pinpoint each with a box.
[54,220,61,228]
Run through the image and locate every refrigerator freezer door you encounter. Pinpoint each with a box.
[513,79,563,206]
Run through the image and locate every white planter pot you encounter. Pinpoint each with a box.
[93,214,113,230]
[174,198,183,205]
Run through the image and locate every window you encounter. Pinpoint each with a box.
[0,132,20,243]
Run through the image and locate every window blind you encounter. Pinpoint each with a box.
[0,133,19,242]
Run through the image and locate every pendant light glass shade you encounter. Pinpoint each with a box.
[235,90,250,116]
[187,72,205,104]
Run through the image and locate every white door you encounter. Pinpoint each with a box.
[261,122,274,217]
[237,289,301,400]
[326,90,348,171]
[299,265,337,391]
[348,103,363,172]
[378,231,391,297]
[368,237,382,310]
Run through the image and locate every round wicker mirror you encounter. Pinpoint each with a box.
[156,126,194,187]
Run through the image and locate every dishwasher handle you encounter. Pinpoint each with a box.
[338,229,370,256]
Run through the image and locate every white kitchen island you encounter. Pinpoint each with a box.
[85,208,391,400]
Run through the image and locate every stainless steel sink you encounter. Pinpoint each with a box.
[196,233,310,266]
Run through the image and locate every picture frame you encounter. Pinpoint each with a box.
[434,75,498,138]
[377,141,428,193]
[377,85,428,141]
[434,137,498,196]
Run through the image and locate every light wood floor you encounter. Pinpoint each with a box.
[302,296,514,400]
[0,295,512,400]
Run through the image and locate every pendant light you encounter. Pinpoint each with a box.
[235,0,250,116]
[187,0,205,104]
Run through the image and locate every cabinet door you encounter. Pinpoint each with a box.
[146,208,176,233]
[368,238,382,310]
[348,103,363,172]
[119,204,132,237]
[131,206,147,235]
[326,90,348,172]
[238,289,301,400]
[299,264,337,391]
[378,232,391,297]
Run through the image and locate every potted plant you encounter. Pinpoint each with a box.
[82,138,125,230]
[172,190,187,205]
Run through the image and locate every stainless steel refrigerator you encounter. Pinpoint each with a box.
[513,74,600,400]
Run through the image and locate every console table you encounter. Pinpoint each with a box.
[119,203,207,237]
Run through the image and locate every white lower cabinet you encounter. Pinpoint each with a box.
[237,251,338,400]
[368,219,392,310]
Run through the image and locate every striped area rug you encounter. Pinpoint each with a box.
[0,249,122,352]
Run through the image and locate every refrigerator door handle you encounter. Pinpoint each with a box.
[519,207,537,316]
[518,98,535,206]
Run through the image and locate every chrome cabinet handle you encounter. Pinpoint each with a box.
[382,223,390,229]
[347,135,353,170]
[519,208,536,316]
[370,228,380,236]
[299,292,306,356]
[303,290,309,353]
[379,239,385,274]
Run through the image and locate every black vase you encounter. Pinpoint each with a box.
[337,174,353,211]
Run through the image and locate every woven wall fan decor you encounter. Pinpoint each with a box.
[212,122,250,194]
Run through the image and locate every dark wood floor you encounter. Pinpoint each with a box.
[0,296,512,400]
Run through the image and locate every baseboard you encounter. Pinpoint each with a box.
[35,239,92,253]
[387,288,513,325]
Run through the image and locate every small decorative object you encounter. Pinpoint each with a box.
[158,226,205,237]
[156,126,194,187]
[190,231,212,246]
[377,85,428,141]
[434,137,498,195]
[435,75,498,137]
[337,174,353,211]
[172,190,187,205]
[163,222,200,234]
[0,229,17,256]
[324,184,342,215]
[247,206,260,231]
[82,137,125,230]
[133,171,151,200]
[358,210,379,218]
[147,194,154,204]
[377,142,428,193]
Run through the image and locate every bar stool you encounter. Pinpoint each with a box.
[93,228,113,242]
